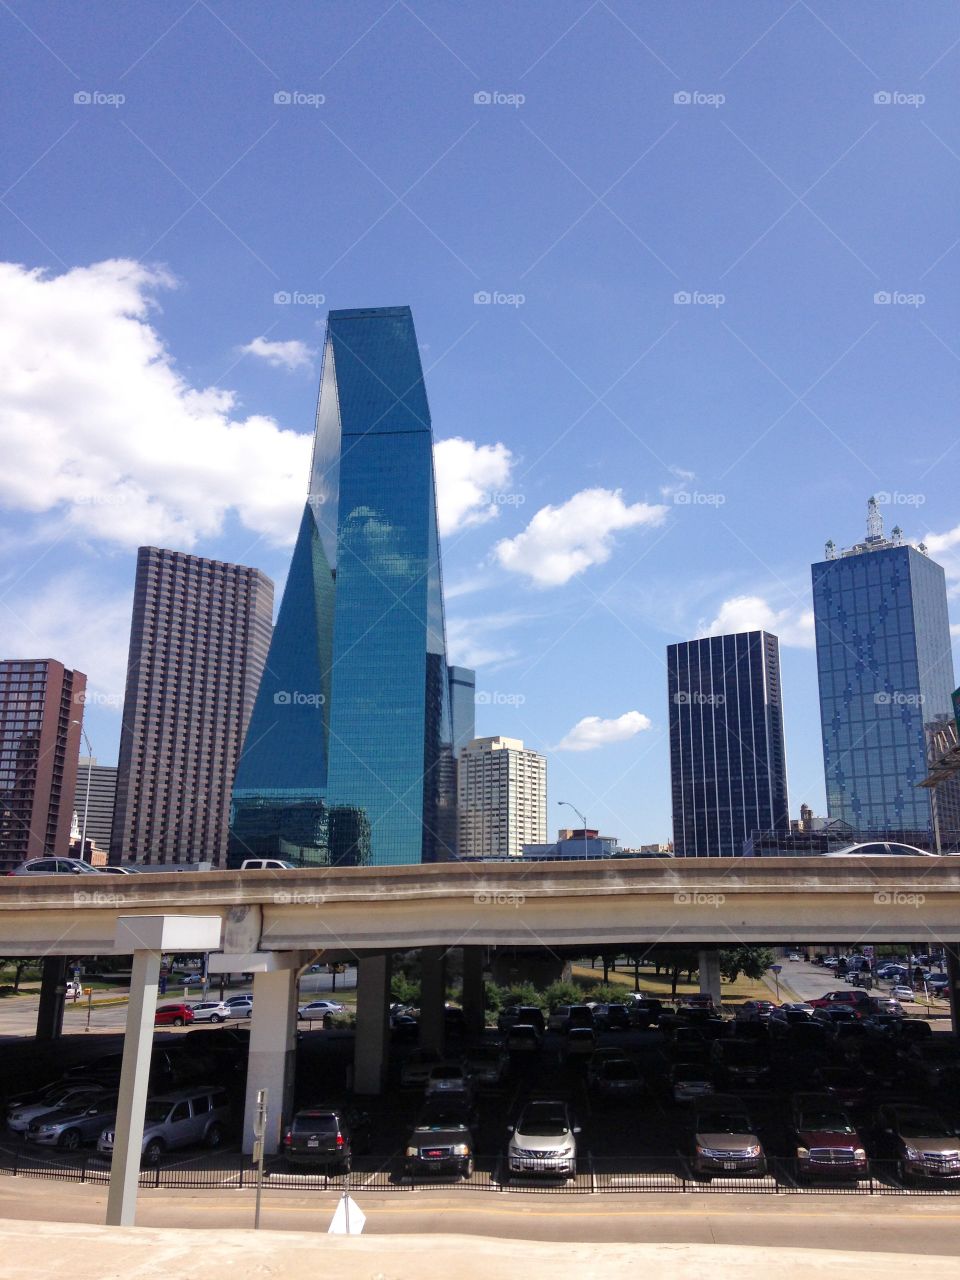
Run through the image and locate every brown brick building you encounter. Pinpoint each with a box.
[111,547,273,868]
[0,659,87,870]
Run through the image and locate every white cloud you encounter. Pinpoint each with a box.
[554,710,652,752]
[700,594,814,648]
[445,612,518,669]
[494,488,668,588]
[433,437,514,537]
[0,571,132,706]
[241,335,315,371]
[0,259,312,548]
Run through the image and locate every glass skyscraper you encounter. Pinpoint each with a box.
[813,499,955,833]
[667,631,789,856]
[230,306,459,866]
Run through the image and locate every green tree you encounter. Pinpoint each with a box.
[582,983,630,1004]
[390,973,420,1006]
[542,980,582,1010]
[719,946,775,984]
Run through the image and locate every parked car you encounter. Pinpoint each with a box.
[506,1099,580,1179]
[463,1043,508,1087]
[7,1084,108,1135]
[506,1023,544,1055]
[188,1001,233,1024]
[810,1067,874,1110]
[671,1061,715,1104]
[874,1104,960,1183]
[808,990,872,1013]
[239,858,298,870]
[907,1040,960,1089]
[669,1027,710,1063]
[891,986,917,1003]
[425,1064,475,1101]
[592,1004,631,1032]
[8,857,108,876]
[691,1096,766,1179]
[155,1003,194,1027]
[629,998,663,1029]
[561,1027,596,1060]
[735,1000,776,1023]
[281,1105,371,1171]
[789,1093,868,1180]
[497,1005,545,1034]
[222,995,253,1017]
[404,1119,475,1179]
[97,1086,231,1164]
[418,1091,479,1131]
[594,1058,644,1100]
[297,999,345,1022]
[400,1051,443,1088]
[565,1004,595,1031]
[787,953,803,962]
[710,1038,771,1088]
[25,1095,117,1150]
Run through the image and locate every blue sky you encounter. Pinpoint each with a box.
[2,1,960,845]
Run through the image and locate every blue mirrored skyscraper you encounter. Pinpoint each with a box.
[813,499,955,834]
[229,307,457,866]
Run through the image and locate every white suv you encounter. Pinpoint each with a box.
[507,1100,580,1179]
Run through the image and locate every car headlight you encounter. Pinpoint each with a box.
[854,1149,866,1161]
[38,1125,57,1133]
[796,1146,809,1158]
[903,1146,919,1160]
[405,1146,418,1158]
[746,1145,762,1157]
[452,1144,470,1156]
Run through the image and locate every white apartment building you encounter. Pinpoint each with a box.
[457,736,546,858]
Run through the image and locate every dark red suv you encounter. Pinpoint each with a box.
[154,1003,194,1027]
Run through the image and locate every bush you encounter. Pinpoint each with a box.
[542,981,582,1010]
[499,982,544,1011]
[390,974,421,1006]
[581,983,630,1005]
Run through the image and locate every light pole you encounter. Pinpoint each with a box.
[558,800,588,858]
[71,720,94,862]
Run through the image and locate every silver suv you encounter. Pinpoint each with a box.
[507,1100,580,1179]
[98,1086,231,1164]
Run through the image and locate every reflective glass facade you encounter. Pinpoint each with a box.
[813,543,954,832]
[668,631,789,856]
[230,306,455,866]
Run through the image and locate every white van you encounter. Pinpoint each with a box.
[239,859,297,870]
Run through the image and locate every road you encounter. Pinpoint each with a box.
[5,1178,960,1254]
[768,955,949,1017]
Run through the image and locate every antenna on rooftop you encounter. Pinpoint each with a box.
[866,496,883,542]
[825,539,836,561]
[891,525,903,547]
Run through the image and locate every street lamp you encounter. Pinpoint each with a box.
[558,800,588,858]
[71,720,94,862]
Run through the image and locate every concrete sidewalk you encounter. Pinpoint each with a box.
[5,1218,960,1280]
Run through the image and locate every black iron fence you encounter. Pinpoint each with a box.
[2,1147,960,1195]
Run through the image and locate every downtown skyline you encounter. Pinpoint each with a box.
[2,4,960,848]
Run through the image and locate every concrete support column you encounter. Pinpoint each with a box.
[461,946,485,1037]
[242,968,299,1154]
[353,953,391,1096]
[107,915,221,1227]
[36,956,68,1041]
[419,946,446,1056]
[698,948,722,1006]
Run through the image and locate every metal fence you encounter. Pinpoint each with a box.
[2,1148,960,1195]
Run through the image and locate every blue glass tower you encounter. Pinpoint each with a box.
[668,631,789,856]
[813,499,955,834]
[230,307,456,866]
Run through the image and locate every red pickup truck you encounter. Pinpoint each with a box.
[807,990,872,1016]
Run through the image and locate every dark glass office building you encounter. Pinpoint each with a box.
[230,306,457,866]
[668,631,789,856]
[813,500,955,833]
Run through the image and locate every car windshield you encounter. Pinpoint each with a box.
[431,1067,462,1079]
[898,1113,955,1139]
[415,1124,469,1136]
[518,1106,568,1137]
[603,1062,638,1080]
[723,1043,762,1062]
[800,1111,854,1133]
[697,1112,750,1133]
[674,1065,708,1081]
[293,1114,338,1135]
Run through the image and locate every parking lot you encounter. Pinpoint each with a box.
[2,968,958,1197]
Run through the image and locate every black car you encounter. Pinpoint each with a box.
[404,1120,475,1178]
[630,999,663,1029]
[711,1038,771,1088]
[593,1004,631,1032]
[281,1105,371,1171]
